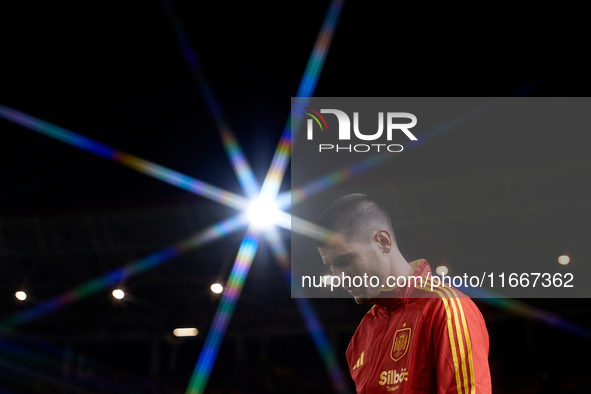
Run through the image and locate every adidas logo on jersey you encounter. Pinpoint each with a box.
[352,351,364,370]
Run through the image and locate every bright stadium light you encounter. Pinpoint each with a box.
[210,283,223,294]
[246,195,280,229]
[173,327,199,337]
[15,291,27,301]
[436,266,449,276]
[112,289,125,299]
[558,255,570,265]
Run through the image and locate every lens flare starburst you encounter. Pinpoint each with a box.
[0,1,348,394]
[246,195,281,230]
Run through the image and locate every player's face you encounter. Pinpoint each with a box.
[318,234,387,303]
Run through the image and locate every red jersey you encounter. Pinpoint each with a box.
[346,259,491,393]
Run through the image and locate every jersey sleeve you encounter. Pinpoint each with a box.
[431,295,492,394]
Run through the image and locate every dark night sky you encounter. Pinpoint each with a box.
[1,1,589,214]
[1,1,310,213]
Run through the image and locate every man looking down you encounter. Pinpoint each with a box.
[316,194,491,393]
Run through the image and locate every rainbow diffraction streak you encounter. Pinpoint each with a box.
[0,104,247,210]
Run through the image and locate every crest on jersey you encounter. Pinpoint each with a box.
[390,327,412,361]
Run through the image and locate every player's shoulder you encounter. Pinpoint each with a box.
[409,284,484,321]
[349,304,382,338]
[353,304,380,332]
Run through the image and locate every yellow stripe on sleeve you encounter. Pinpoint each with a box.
[437,284,470,393]
[445,286,476,394]
[416,283,464,394]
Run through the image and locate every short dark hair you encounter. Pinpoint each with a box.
[316,193,394,247]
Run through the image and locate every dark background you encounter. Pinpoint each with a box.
[1,1,590,393]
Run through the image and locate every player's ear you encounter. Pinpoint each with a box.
[375,230,393,254]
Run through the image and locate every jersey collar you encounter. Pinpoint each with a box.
[370,259,432,308]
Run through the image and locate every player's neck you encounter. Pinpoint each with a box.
[387,249,414,279]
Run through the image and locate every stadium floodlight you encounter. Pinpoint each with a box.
[173,327,199,337]
[210,283,223,294]
[436,266,449,276]
[112,289,125,299]
[15,291,27,301]
[246,195,280,230]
